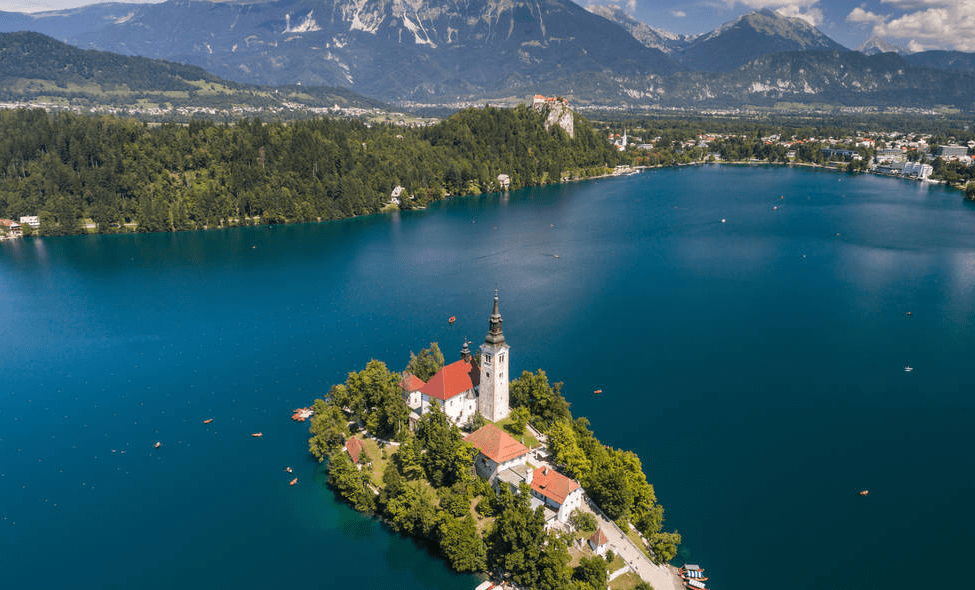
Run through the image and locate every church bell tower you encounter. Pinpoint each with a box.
[479,291,510,422]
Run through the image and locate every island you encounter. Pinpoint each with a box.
[307,293,685,590]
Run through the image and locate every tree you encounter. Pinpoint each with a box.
[966,182,975,201]
[416,402,475,488]
[405,342,444,381]
[437,514,487,573]
[308,399,350,462]
[509,369,570,430]
[649,531,682,564]
[572,556,608,590]
[507,406,529,435]
[342,359,409,440]
[569,509,598,534]
[327,449,374,512]
[547,419,591,481]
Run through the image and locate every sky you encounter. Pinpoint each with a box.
[1,0,973,52]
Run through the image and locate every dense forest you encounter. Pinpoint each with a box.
[0,105,622,235]
[308,345,675,590]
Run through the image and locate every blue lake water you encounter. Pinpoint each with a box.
[2,165,974,590]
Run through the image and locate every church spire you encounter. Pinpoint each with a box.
[485,290,505,345]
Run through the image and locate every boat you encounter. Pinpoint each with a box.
[286,467,293,473]
[906,311,912,317]
[680,565,704,574]
[251,432,263,438]
[553,254,559,258]
[448,316,456,325]
[593,389,603,395]
[682,571,708,581]
[203,418,214,424]
[685,579,707,590]
[904,366,913,373]
[859,490,869,496]
[153,441,161,449]
[289,477,298,486]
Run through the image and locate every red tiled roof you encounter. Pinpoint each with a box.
[346,437,363,464]
[399,373,426,392]
[589,528,609,547]
[464,423,529,464]
[532,466,580,506]
[419,359,479,401]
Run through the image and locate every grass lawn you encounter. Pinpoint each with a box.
[609,571,646,590]
[626,528,653,560]
[606,552,627,573]
[358,437,397,487]
[492,416,539,448]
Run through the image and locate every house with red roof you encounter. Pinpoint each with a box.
[531,465,583,523]
[464,423,531,482]
[588,528,610,556]
[345,436,364,465]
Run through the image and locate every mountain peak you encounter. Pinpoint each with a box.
[858,36,907,56]
[682,8,846,71]
[585,3,693,53]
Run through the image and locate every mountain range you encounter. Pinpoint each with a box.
[2,0,975,110]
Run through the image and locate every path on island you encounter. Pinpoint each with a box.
[582,500,684,590]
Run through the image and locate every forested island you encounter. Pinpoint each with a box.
[0,105,621,236]
[307,342,680,590]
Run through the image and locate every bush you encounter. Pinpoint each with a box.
[569,508,598,534]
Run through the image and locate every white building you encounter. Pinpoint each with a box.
[478,292,510,422]
[588,528,610,556]
[19,216,39,228]
[531,465,584,523]
[464,423,531,483]
[902,161,934,179]
[411,293,511,427]
[497,174,511,190]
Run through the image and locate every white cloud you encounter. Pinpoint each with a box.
[906,39,926,52]
[625,0,636,12]
[872,0,975,51]
[671,9,687,18]
[725,1,824,26]
[847,7,887,26]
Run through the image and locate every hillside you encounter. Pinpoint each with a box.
[0,31,390,119]
[0,103,621,235]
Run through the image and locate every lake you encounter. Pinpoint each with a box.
[2,165,973,590]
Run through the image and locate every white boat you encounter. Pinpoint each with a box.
[904,366,913,373]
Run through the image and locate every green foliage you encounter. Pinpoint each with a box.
[967,182,975,200]
[634,583,654,590]
[392,436,425,481]
[506,406,530,435]
[509,369,571,431]
[0,106,619,235]
[572,556,608,590]
[416,402,476,488]
[405,342,444,381]
[569,509,598,534]
[438,481,473,518]
[479,485,574,588]
[340,359,409,440]
[327,449,374,512]
[437,514,487,573]
[547,419,592,481]
[467,410,487,433]
[308,399,350,462]
[648,531,682,564]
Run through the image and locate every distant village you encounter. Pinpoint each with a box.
[612,128,974,182]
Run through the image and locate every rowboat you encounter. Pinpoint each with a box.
[251,432,263,438]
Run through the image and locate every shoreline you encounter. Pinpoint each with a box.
[4,159,966,242]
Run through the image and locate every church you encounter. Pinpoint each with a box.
[401,292,511,427]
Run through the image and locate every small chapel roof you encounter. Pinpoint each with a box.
[399,373,426,392]
[464,423,530,464]
[420,358,479,401]
[345,437,363,464]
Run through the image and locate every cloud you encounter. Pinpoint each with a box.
[726,1,824,26]
[846,7,887,26]
[625,0,636,12]
[872,0,975,51]
[671,9,687,17]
